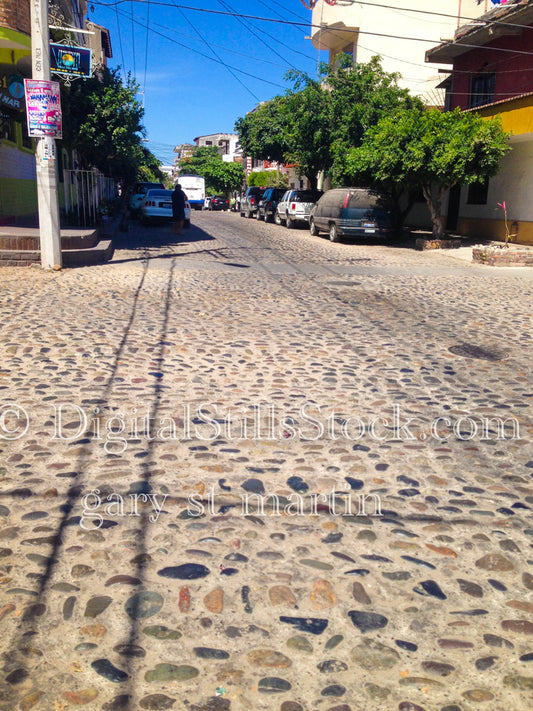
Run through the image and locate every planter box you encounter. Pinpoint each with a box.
[472,246,533,267]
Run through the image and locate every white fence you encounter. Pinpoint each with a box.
[62,169,116,226]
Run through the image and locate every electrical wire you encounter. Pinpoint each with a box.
[142,0,151,107]
[130,0,137,77]
[112,5,288,90]
[92,1,533,59]
[214,0,297,69]
[172,3,260,101]
[94,0,533,34]
[113,4,127,79]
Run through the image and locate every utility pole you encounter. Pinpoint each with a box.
[30,0,62,269]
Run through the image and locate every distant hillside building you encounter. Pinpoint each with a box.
[193,133,242,163]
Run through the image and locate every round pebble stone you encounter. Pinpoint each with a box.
[399,703,427,711]
[248,650,292,667]
[317,660,348,673]
[440,707,462,711]
[142,625,181,640]
[325,635,344,650]
[102,695,132,711]
[348,610,388,633]
[145,664,199,682]
[193,647,230,660]
[280,703,304,711]
[114,643,146,658]
[258,677,292,693]
[157,564,210,580]
[321,685,346,696]
[286,636,313,653]
[91,659,128,682]
[396,640,418,652]
[139,694,176,710]
[84,596,112,618]
[462,689,494,702]
[125,591,163,620]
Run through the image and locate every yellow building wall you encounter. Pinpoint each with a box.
[0,177,37,217]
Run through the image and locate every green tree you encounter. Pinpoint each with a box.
[60,68,160,185]
[235,56,420,190]
[326,54,422,185]
[235,97,291,165]
[180,146,244,194]
[283,70,333,190]
[348,107,511,238]
[247,170,287,188]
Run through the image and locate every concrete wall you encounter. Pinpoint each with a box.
[0,136,37,217]
[310,0,488,99]
[456,135,533,245]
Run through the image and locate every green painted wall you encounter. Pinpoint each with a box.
[0,177,37,217]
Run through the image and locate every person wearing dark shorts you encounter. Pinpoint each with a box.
[172,183,187,235]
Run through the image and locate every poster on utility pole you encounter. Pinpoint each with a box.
[23,79,62,139]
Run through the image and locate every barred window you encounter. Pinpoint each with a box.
[0,110,17,142]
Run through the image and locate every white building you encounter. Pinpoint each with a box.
[310,0,490,103]
[193,133,242,163]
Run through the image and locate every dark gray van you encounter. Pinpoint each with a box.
[309,188,393,242]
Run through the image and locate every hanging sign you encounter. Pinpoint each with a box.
[23,79,62,138]
[50,44,92,78]
[0,73,25,112]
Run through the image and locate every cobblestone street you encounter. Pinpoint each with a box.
[0,211,532,711]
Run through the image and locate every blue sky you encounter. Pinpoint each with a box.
[90,0,325,165]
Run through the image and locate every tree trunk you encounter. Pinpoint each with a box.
[307,173,318,191]
[422,185,446,239]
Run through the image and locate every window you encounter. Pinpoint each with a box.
[205,140,212,146]
[469,72,495,108]
[0,110,16,142]
[467,179,489,205]
[21,117,32,149]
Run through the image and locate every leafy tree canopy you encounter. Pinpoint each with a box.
[180,146,245,194]
[60,67,162,185]
[235,56,419,189]
[348,107,511,237]
[247,170,288,188]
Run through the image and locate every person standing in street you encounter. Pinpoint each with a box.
[172,183,187,236]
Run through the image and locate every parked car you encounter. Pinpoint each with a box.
[140,189,191,227]
[309,188,393,242]
[256,187,286,222]
[130,181,165,216]
[275,189,323,228]
[210,195,230,211]
[240,187,265,218]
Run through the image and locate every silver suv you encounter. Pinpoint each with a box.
[275,189,323,228]
[240,187,265,218]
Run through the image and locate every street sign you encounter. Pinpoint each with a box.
[50,43,92,78]
[24,79,62,138]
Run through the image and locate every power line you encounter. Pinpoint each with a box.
[113,4,127,79]
[94,0,533,34]
[173,3,260,101]
[93,1,533,59]
[130,0,136,77]
[142,0,151,106]
[113,5,287,90]
[214,0,297,69]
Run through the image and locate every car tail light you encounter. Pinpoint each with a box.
[291,203,296,210]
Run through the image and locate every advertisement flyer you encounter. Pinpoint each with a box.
[23,79,62,139]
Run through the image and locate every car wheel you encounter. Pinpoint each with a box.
[246,208,252,218]
[286,215,293,229]
[310,218,319,236]
[329,223,340,242]
[264,212,272,223]
[256,209,262,220]
[274,212,282,226]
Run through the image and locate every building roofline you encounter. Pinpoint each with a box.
[426,0,533,64]
[463,89,533,113]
